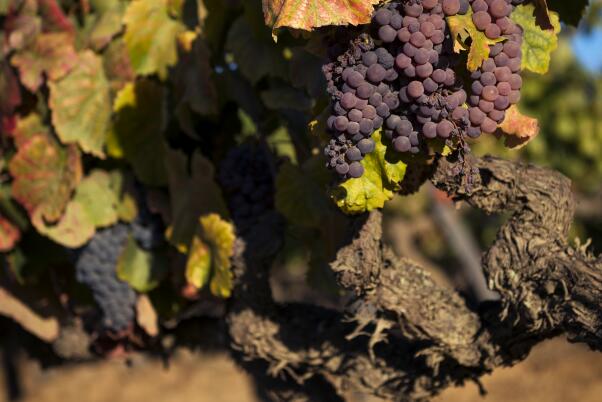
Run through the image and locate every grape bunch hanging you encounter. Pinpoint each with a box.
[322,0,524,179]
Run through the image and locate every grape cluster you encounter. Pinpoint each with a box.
[322,0,525,179]
[219,142,275,234]
[75,224,136,333]
[466,0,523,136]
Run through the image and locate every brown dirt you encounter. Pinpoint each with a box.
[3,337,602,402]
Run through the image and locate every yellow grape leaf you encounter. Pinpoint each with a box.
[263,0,380,33]
[185,214,235,298]
[511,3,561,74]
[123,0,186,79]
[496,105,540,149]
[117,235,167,292]
[447,8,504,71]
[331,131,408,215]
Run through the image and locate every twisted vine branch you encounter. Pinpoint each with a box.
[226,156,602,401]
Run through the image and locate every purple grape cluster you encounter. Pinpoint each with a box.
[322,0,525,179]
[466,0,523,136]
[219,143,275,234]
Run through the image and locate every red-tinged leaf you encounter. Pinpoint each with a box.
[263,0,380,32]
[6,14,41,51]
[38,0,75,33]
[103,38,135,92]
[49,50,111,157]
[10,113,48,148]
[496,105,540,149]
[9,135,82,222]
[11,32,78,92]
[0,216,20,252]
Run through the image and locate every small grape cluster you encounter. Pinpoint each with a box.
[219,143,275,234]
[322,0,525,180]
[75,224,136,333]
[466,0,523,136]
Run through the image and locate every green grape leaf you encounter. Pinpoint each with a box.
[171,33,218,118]
[497,105,540,149]
[123,0,186,79]
[107,80,167,186]
[0,216,20,252]
[184,214,235,298]
[165,150,228,251]
[262,0,380,33]
[511,3,561,74]
[226,16,287,84]
[73,170,119,227]
[548,0,588,27]
[275,157,332,228]
[447,9,504,71]
[331,131,408,215]
[31,170,120,247]
[89,3,125,51]
[48,50,111,157]
[9,134,82,223]
[117,235,167,292]
[289,47,327,98]
[11,32,77,92]
[261,85,313,111]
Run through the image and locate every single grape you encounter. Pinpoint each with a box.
[348,162,364,178]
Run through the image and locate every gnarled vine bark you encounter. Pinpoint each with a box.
[226,156,602,401]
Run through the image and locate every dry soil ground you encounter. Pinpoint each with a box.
[2,337,602,402]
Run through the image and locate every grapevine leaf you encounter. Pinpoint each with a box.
[496,105,540,149]
[262,0,380,33]
[9,134,82,222]
[184,214,235,298]
[165,150,228,250]
[171,33,218,118]
[107,80,167,186]
[185,234,212,289]
[548,0,588,27]
[109,171,138,223]
[103,38,135,92]
[261,85,313,111]
[117,235,167,292]
[11,32,77,92]
[226,15,287,84]
[10,113,48,148]
[511,4,561,74]
[48,50,111,157]
[6,15,41,51]
[31,201,95,248]
[331,131,408,215]
[123,0,186,79]
[447,8,504,71]
[275,158,332,228]
[31,170,120,247]
[289,47,327,98]
[73,170,119,228]
[135,295,159,337]
[532,0,554,30]
[89,3,125,51]
[0,216,20,252]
